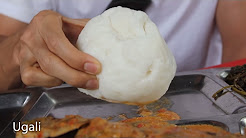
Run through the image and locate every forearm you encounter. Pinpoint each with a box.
[0,35,6,42]
[216,0,246,63]
[222,42,246,63]
[0,33,22,92]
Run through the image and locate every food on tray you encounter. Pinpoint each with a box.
[16,115,89,138]
[75,118,146,138]
[122,108,180,128]
[16,108,244,138]
[213,64,246,100]
[76,6,176,104]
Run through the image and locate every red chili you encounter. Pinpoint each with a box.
[137,124,143,128]
[158,109,166,113]
[37,132,43,138]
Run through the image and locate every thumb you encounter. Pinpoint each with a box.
[62,17,90,45]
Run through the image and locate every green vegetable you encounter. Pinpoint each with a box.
[212,64,246,100]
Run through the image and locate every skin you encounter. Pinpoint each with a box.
[0,1,246,92]
[0,11,101,92]
[216,0,246,63]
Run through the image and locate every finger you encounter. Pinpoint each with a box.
[36,48,99,89]
[62,17,90,44]
[39,15,101,74]
[19,46,63,87]
[21,33,99,89]
[21,63,63,87]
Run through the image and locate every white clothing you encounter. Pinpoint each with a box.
[0,0,222,72]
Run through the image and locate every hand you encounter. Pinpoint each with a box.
[18,10,101,89]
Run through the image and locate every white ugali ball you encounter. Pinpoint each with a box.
[77,6,176,104]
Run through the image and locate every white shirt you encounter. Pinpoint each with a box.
[0,0,222,72]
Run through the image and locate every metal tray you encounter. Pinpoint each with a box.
[1,68,246,137]
[240,117,246,135]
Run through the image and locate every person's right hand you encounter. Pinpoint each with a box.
[18,10,101,89]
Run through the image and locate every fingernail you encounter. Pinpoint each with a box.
[86,79,99,89]
[84,63,99,74]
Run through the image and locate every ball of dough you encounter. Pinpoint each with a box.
[77,7,176,104]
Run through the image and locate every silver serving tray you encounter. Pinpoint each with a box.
[1,68,246,137]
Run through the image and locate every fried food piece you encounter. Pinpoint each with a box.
[75,118,145,138]
[150,124,243,138]
[16,108,245,138]
[75,117,242,138]
[122,108,180,129]
[155,108,181,120]
[16,115,89,138]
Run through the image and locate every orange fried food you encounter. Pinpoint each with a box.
[75,117,145,138]
[16,108,245,138]
[75,117,243,138]
[151,124,243,138]
[122,108,180,129]
[16,115,89,138]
